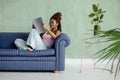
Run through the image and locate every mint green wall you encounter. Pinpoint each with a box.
[0,0,120,58]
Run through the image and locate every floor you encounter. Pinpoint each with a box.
[0,59,120,80]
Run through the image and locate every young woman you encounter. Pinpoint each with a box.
[14,12,62,51]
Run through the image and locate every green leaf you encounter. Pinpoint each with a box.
[115,59,120,79]
[89,13,95,18]
[92,4,98,12]
[93,17,99,21]
[87,28,120,79]
[98,9,102,14]
[100,14,104,19]
[102,11,106,13]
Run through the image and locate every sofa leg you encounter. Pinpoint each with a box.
[54,70,59,74]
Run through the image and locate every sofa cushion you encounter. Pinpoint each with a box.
[0,33,28,49]
[0,49,18,56]
[0,57,56,61]
[18,49,55,57]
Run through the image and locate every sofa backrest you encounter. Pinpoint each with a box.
[0,32,29,49]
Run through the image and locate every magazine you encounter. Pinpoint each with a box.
[32,17,45,34]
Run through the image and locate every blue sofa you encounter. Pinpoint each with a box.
[0,32,70,72]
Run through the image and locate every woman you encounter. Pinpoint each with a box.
[14,12,62,51]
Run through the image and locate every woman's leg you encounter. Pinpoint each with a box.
[26,29,47,50]
[14,39,28,50]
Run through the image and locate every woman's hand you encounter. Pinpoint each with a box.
[42,23,49,31]
[42,23,61,39]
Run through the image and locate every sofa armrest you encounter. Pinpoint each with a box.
[53,33,70,70]
[54,33,70,47]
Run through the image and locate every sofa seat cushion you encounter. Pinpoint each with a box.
[0,57,56,61]
[18,49,55,57]
[0,49,18,56]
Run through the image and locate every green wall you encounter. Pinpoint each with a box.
[0,0,120,58]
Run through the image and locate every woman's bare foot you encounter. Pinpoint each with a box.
[27,47,33,51]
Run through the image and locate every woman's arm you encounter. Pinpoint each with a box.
[47,30,61,39]
[42,24,61,39]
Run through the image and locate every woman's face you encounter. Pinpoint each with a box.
[49,19,59,29]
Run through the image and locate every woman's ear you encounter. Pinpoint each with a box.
[56,23,59,27]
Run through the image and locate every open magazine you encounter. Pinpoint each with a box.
[32,17,45,34]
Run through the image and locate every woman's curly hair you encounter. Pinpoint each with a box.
[50,12,62,32]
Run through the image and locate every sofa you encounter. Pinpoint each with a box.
[0,32,70,73]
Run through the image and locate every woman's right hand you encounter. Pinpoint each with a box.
[42,23,49,31]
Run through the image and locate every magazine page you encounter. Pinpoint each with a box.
[32,17,45,34]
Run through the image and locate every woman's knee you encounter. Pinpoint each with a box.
[14,39,27,50]
[14,39,26,46]
[14,39,21,44]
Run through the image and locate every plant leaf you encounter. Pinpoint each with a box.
[100,14,104,19]
[93,17,99,22]
[88,28,120,79]
[92,4,98,12]
[98,8,102,14]
[102,11,106,13]
[89,13,95,18]
[115,59,120,79]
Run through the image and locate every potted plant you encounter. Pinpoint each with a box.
[88,4,106,36]
[88,28,120,79]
